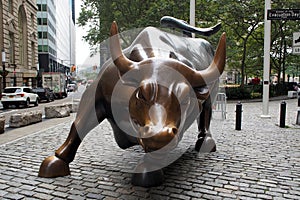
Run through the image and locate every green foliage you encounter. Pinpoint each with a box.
[225,86,252,99]
[78,0,300,87]
[77,0,190,46]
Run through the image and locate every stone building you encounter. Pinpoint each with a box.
[0,0,38,89]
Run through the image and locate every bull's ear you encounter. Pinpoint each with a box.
[110,21,136,75]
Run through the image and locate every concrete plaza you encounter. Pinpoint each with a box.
[0,98,299,199]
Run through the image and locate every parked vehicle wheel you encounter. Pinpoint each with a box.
[2,103,9,109]
[25,98,30,108]
[34,99,39,106]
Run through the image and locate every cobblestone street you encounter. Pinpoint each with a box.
[0,98,299,199]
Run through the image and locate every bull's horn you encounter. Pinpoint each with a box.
[110,21,135,75]
[189,32,226,87]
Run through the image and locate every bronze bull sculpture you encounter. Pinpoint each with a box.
[39,19,226,187]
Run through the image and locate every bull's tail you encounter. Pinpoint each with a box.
[160,16,221,37]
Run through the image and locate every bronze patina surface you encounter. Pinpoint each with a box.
[39,19,226,187]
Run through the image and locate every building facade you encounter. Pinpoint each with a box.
[37,0,75,86]
[1,0,38,89]
[56,0,76,75]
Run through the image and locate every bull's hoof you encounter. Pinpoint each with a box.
[131,169,164,187]
[38,155,70,177]
[195,136,216,153]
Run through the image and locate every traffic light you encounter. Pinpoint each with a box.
[71,65,76,72]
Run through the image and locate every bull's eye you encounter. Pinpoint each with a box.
[136,89,146,101]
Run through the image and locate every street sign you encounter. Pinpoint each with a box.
[267,9,300,20]
[293,32,300,46]
[293,32,300,55]
[293,46,300,55]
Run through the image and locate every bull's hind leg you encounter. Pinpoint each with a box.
[39,84,106,177]
[195,98,216,152]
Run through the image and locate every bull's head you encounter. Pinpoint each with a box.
[110,22,226,152]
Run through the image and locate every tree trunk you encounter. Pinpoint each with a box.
[240,40,247,88]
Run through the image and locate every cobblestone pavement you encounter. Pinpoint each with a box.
[0,98,299,199]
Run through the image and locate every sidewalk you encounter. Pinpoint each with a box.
[0,98,299,199]
[0,113,76,145]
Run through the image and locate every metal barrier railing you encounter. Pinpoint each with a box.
[213,93,227,120]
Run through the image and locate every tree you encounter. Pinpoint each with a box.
[77,0,190,48]
[78,0,300,87]
[204,0,265,87]
[269,0,300,84]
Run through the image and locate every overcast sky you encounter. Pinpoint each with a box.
[74,0,90,66]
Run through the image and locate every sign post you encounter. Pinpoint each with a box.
[261,0,271,118]
[190,0,195,38]
[190,0,195,26]
[261,7,299,118]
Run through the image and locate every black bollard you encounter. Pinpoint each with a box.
[296,110,300,125]
[235,101,242,130]
[279,101,286,128]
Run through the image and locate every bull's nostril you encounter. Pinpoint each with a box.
[170,127,178,135]
[144,126,150,133]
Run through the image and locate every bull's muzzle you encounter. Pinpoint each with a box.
[138,125,178,152]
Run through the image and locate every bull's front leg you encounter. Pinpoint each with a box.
[38,84,106,178]
[195,98,216,152]
[38,123,81,177]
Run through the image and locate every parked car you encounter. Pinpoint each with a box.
[32,87,55,102]
[1,86,39,108]
[67,82,78,92]
[86,80,93,89]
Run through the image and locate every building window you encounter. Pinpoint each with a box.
[43,45,48,52]
[42,18,47,25]
[9,33,15,64]
[31,13,35,27]
[43,32,48,39]
[38,31,48,39]
[38,45,49,53]
[8,0,13,14]
[38,45,43,52]
[18,6,27,66]
[37,18,47,25]
[31,42,35,68]
[42,4,47,11]
[37,4,47,11]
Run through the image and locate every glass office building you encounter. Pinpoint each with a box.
[37,0,75,81]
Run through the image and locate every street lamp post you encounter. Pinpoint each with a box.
[2,49,6,89]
